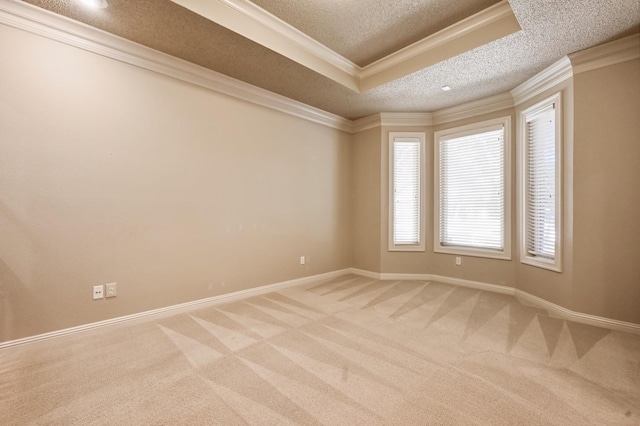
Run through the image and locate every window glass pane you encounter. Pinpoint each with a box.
[526,106,556,259]
[393,141,420,245]
[439,128,504,250]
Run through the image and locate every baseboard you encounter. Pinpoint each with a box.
[3,267,638,349]
[0,268,350,350]
[349,268,640,335]
[349,268,516,295]
[513,290,640,335]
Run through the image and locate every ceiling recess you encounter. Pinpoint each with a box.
[170,0,521,92]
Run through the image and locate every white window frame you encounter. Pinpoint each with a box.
[519,93,562,272]
[434,116,512,260]
[388,132,426,251]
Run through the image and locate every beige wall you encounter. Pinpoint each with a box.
[2,23,638,344]
[0,25,352,342]
[351,127,382,272]
[352,59,639,324]
[572,58,640,323]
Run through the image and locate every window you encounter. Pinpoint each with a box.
[389,132,425,251]
[520,94,562,271]
[434,117,511,259]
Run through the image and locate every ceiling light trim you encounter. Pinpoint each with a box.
[170,0,521,93]
[0,0,353,133]
[569,33,640,75]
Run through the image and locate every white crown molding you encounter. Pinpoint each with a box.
[348,269,640,335]
[380,112,434,127]
[216,0,359,75]
[569,33,640,75]
[360,0,521,92]
[432,92,515,125]
[0,0,353,133]
[170,0,360,91]
[351,112,435,133]
[171,0,520,93]
[351,114,384,133]
[0,268,351,349]
[511,56,573,106]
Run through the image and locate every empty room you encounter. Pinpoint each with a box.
[1,0,639,424]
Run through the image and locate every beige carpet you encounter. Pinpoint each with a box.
[1,274,639,425]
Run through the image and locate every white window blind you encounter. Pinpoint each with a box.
[393,140,421,245]
[439,127,505,251]
[526,104,556,259]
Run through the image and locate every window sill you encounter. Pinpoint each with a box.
[388,244,425,252]
[435,245,511,260]
[521,256,562,272]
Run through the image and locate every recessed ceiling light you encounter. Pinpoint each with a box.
[442,85,451,91]
[81,0,108,9]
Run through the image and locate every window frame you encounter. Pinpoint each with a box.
[388,132,426,252]
[433,116,512,260]
[519,93,563,272]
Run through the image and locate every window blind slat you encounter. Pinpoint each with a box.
[439,128,505,251]
[393,141,421,245]
[526,106,556,259]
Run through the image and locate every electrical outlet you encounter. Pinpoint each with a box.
[300,256,305,265]
[105,282,117,298]
[456,256,462,266]
[93,285,104,300]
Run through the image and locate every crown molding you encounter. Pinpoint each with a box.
[360,0,521,92]
[569,33,640,75]
[432,92,514,125]
[510,56,573,106]
[170,0,360,91]
[171,0,521,93]
[380,112,434,127]
[351,112,435,133]
[351,114,383,133]
[0,0,353,133]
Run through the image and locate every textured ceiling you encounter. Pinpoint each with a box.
[17,0,640,120]
[250,0,501,66]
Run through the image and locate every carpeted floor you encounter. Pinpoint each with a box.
[1,274,639,425]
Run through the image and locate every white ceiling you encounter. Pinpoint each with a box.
[17,0,640,119]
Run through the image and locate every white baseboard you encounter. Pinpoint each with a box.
[0,268,350,350]
[349,268,640,335]
[349,268,515,295]
[3,267,638,349]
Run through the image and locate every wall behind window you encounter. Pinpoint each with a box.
[378,114,516,288]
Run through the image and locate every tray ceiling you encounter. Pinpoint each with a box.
[250,0,501,67]
[14,0,640,119]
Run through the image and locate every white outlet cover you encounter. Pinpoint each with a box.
[105,282,117,298]
[93,285,104,300]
